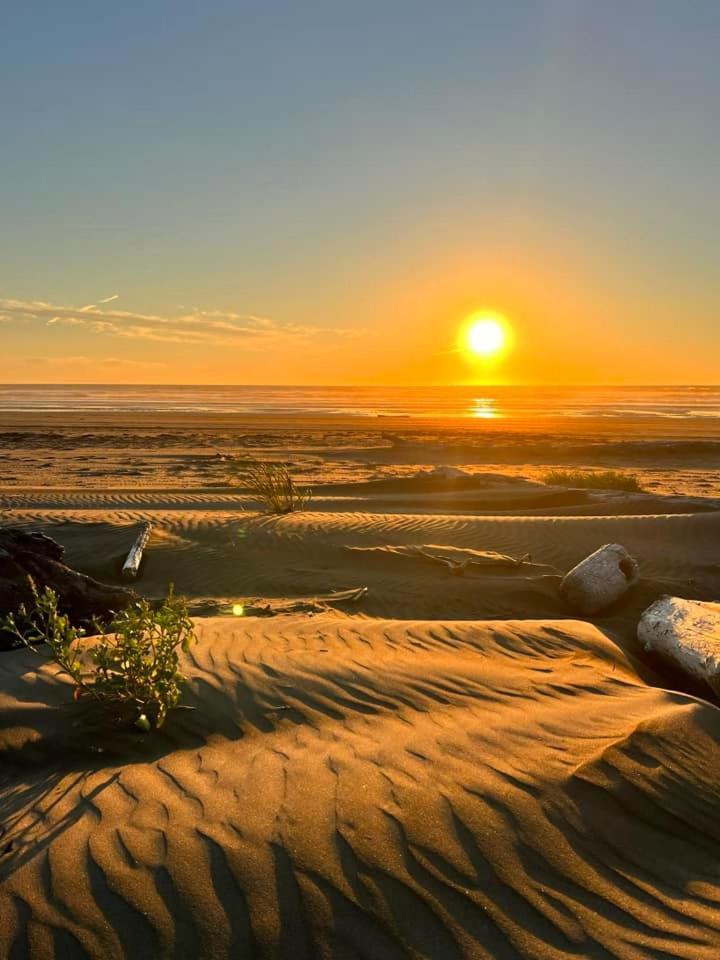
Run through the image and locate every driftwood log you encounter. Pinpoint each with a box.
[241,587,369,617]
[638,597,720,692]
[122,522,152,581]
[348,544,532,577]
[560,543,639,615]
[0,528,132,650]
[409,546,530,577]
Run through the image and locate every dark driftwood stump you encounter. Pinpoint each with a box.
[0,528,133,650]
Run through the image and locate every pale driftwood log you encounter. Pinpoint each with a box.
[638,597,720,691]
[560,543,638,615]
[122,523,152,581]
[323,586,368,602]
[411,547,530,577]
[242,586,369,617]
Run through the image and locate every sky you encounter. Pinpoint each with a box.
[1,0,719,385]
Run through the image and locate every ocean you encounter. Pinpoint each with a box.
[1,384,719,423]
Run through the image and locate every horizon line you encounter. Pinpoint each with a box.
[0,382,719,390]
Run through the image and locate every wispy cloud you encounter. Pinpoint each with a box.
[0,296,351,348]
[29,355,167,370]
[79,293,120,312]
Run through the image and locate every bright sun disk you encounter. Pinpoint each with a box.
[463,314,509,358]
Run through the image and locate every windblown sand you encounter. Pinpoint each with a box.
[4,507,719,640]
[1,416,720,958]
[3,616,720,959]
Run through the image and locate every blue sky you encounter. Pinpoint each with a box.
[1,1,719,383]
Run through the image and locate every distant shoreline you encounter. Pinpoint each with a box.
[0,384,719,437]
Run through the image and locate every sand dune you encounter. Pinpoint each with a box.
[2,617,720,958]
[2,417,720,957]
[2,483,717,516]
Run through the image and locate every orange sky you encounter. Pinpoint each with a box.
[2,232,717,386]
[2,4,718,386]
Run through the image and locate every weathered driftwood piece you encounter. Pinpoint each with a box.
[0,528,132,649]
[411,547,530,577]
[122,523,152,581]
[638,597,720,691]
[323,586,369,602]
[242,586,369,617]
[560,543,638,615]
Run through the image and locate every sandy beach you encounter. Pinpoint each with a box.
[3,616,720,958]
[1,410,719,958]
[4,0,720,951]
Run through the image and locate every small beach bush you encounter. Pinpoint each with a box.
[0,580,195,731]
[543,469,642,492]
[243,460,310,514]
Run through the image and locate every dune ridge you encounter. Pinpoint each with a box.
[2,485,718,516]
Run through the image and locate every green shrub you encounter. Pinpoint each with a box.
[242,460,310,514]
[542,469,642,492]
[0,580,195,731]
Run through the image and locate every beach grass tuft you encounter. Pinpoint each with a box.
[244,461,311,513]
[543,469,643,492]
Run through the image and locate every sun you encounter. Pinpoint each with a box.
[467,318,505,356]
[460,312,512,360]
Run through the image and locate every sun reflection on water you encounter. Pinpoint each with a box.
[470,398,500,419]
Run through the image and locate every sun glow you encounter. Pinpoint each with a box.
[461,312,511,359]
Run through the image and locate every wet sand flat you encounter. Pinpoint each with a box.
[1,410,720,958]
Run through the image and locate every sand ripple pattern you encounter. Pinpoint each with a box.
[3,511,719,626]
[2,617,720,959]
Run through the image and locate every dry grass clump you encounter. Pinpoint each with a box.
[243,461,311,514]
[543,469,643,492]
[0,581,195,731]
